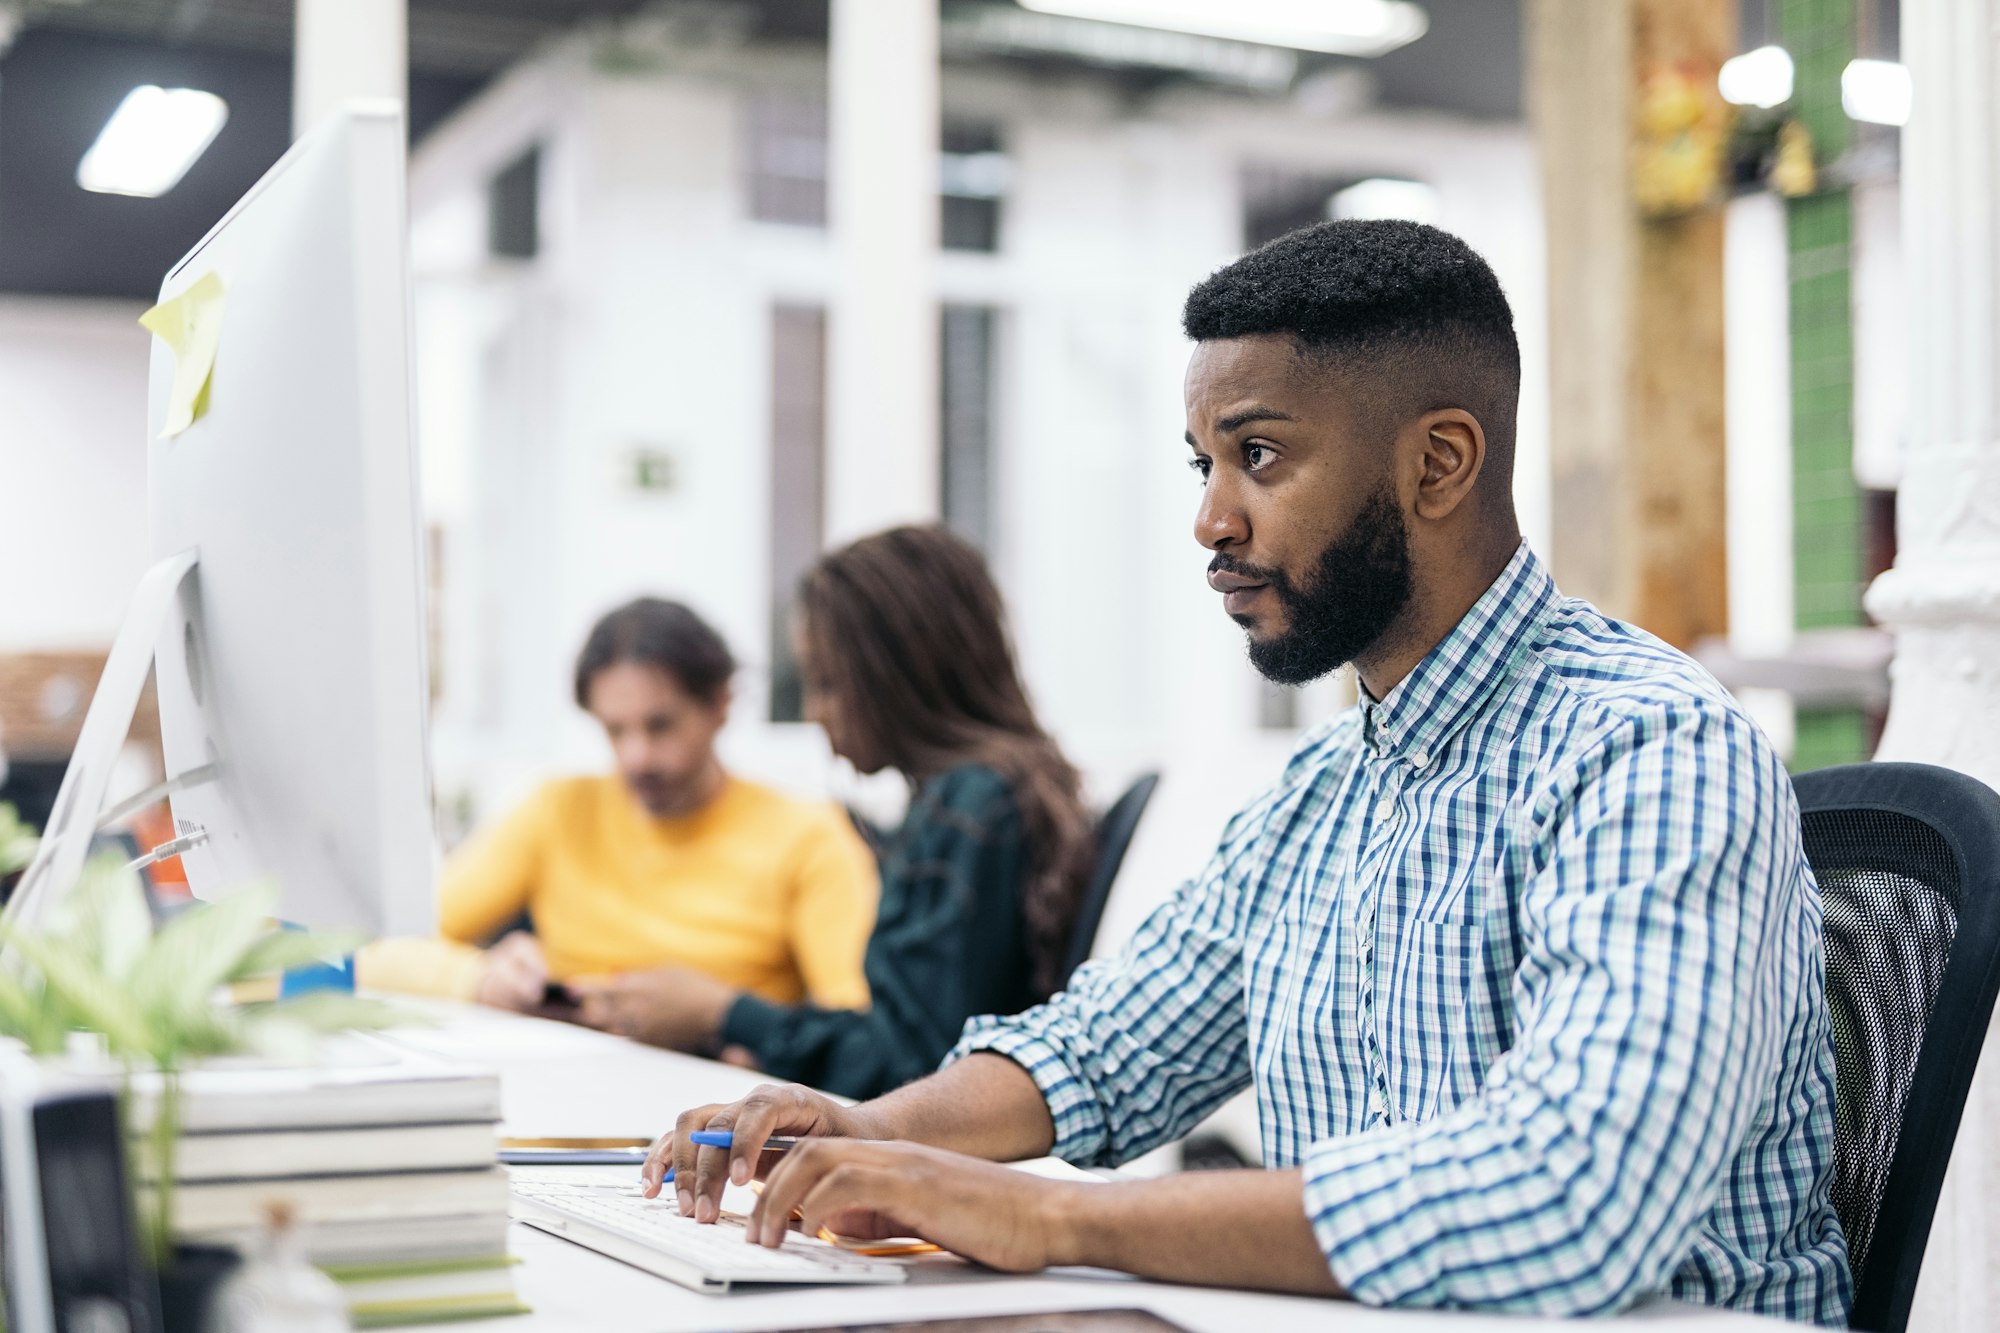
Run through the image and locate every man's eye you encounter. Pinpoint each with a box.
[1245,442,1275,471]
[1187,457,1211,481]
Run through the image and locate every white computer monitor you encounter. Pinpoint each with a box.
[135,101,436,937]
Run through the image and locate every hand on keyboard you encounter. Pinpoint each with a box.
[509,1176,909,1289]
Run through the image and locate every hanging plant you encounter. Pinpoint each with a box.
[1633,61,1734,219]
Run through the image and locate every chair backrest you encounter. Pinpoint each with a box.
[1793,761,2000,1333]
[1060,772,1160,988]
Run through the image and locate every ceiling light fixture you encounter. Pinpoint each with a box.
[1718,45,1795,109]
[77,85,230,198]
[1014,0,1428,59]
[1842,58,1912,126]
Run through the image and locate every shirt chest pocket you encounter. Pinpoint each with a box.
[1380,918,1486,1123]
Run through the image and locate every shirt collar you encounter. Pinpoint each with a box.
[1359,542,1556,767]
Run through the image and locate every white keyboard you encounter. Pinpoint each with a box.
[509,1176,910,1293]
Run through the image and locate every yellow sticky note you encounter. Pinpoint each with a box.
[139,272,226,438]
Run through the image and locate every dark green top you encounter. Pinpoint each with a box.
[718,763,1040,1099]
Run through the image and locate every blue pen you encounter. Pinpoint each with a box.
[651,1131,804,1185]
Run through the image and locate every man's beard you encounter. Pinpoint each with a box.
[626,772,681,816]
[1211,483,1414,687]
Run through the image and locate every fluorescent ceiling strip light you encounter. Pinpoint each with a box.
[940,8,1299,91]
[77,85,230,198]
[1015,0,1428,58]
[1718,45,1794,108]
[1842,59,1911,126]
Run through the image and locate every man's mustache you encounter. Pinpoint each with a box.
[1209,552,1285,586]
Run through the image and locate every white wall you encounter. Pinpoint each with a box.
[1851,178,1905,491]
[0,297,153,651]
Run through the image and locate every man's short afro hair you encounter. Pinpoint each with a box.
[1181,219,1519,378]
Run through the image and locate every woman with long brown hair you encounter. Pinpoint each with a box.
[579,525,1094,1099]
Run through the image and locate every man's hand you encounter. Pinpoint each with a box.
[747,1147,1344,1298]
[641,1082,888,1220]
[639,1066,1338,1296]
[570,964,737,1052]
[474,931,549,1012]
[644,1055,1059,1222]
[747,1139,1081,1274]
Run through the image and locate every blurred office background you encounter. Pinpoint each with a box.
[6,2,2000,1316]
[0,0,1913,945]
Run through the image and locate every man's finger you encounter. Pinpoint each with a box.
[820,1205,906,1242]
[796,1163,908,1248]
[691,1105,740,1223]
[501,961,545,1011]
[639,1130,674,1197]
[670,1105,723,1214]
[723,1092,791,1189]
[573,991,614,1030]
[750,1139,841,1247]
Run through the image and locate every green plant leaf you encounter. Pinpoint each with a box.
[227,926,362,982]
[0,966,69,1054]
[70,853,154,983]
[0,930,156,1055]
[234,996,410,1064]
[126,885,279,1022]
[249,992,415,1034]
[171,1012,244,1060]
[234,1013,320,1064]
[0,802,38,876]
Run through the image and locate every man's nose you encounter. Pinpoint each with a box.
[1194,474,1249,551]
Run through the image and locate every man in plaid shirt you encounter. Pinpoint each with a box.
[651,220,1851,1323]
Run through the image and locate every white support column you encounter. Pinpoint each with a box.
[294,0,408,140]
[1864,2,2000,1327]
[824,0,940,544]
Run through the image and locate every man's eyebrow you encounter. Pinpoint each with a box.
[1214,406,1297,434]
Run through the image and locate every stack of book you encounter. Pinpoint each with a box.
[133,1039,528,1327]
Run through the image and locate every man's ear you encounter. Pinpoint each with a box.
[1412,409,1486,522]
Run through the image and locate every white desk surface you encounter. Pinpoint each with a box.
[379,1002,1785,1333]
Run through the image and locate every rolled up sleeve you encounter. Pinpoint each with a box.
[950,790,1286,1167]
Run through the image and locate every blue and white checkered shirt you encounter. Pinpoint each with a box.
[955,543,1850,1322]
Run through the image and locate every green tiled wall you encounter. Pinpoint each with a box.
[1788,195,1863,631]
[1793,707,1869,773]
[1780,0,1854,158]
[1779,0,1867,770]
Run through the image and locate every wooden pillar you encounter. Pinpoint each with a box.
[1527,0,1734,648]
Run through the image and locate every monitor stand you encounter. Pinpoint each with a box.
[4,549,205,935]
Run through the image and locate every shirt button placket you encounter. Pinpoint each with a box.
[1358,885,1391,1126]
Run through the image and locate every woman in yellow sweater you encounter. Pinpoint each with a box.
[360,599,876,1017]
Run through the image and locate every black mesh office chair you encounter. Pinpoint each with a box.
[1059,772,1160,988]
[1794,761,2000,1333]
